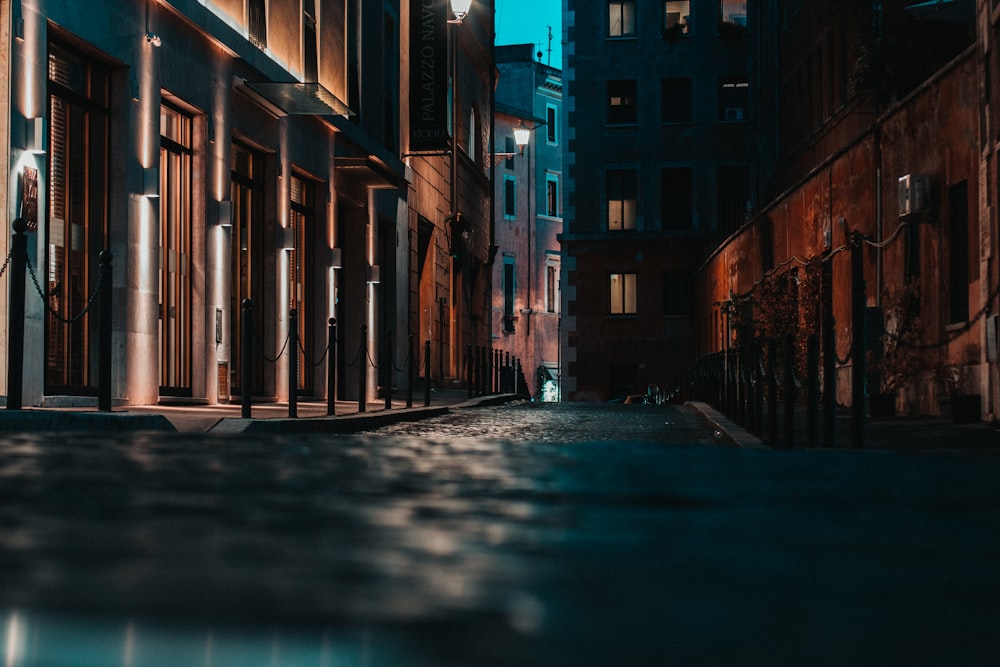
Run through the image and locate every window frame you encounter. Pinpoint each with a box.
[503,175,516,219]
[610,272,638,316]
[608,0,637,37]
[606,168,638,231]
[606,79,638,125]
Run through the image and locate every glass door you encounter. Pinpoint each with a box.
[230,143,264,395]
[159,103,192,395]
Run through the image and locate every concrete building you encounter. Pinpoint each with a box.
[0,0,494,407]
[561,0,753,401]
[492,44,561,400]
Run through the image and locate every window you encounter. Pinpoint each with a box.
[248,0,267,49]
[504,136,515,169]
[546,174,559,217]
[661,167,692,230]
[720,0,747,27]
[231,142,265,394]
[948,181,969,323]
[159,103,193,394]
[720,76,749,121]
[608,0,636,37]
[661,77,692,123]
[468,107,478,161]
[607,169,637,231]
[290,175,314,391]
[610,273,637,315]
[504,175,516,218]
[303,0,318,81]
[546,259,560,313]
[46,41,109,392]
[607,80,637,124]
[503,257,516,332]
[546,105,558,144]
[664,1,691,35]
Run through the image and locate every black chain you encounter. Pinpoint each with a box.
[262,332,291,364]
[0,248,13,280]
[298,335,330,368]
[25,254,104,324]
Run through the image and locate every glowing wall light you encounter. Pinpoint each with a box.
[218,200,233,227]
[24,117,46,154]
[142,166,160,198]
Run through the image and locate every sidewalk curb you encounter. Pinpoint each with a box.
[208,394,524,434]
[686,401,767,449]
[0,410,176,433]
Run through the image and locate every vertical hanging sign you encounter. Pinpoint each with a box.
[410,0,448,151]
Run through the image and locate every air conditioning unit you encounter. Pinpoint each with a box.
[898,174,930,217]
[724,107,745,121]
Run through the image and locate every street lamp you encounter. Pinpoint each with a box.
[449,0,472,23]
[513,121,531,153]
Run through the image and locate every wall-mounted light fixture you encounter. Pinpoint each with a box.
[145,31,161,47]
[218,200,233,227]
[24,117,46,154]
[449,0,472,23]
[366,264,380,284]
[279,226,295,249]
[329,247,343,269]
[143,166,160,198]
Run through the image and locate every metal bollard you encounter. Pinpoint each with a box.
[359,324,367,413]
[467,344,474,398]
[327,318,337,416]
[241,299,253,418]
[98,250,113,412]
[7,219,27,411]
[783,334,795,449]
[407,334,415,408]
[384,329,393,410]
[424,339,431,407]
[288,309,298,418]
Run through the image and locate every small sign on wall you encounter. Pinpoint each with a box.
[21,166,38,230]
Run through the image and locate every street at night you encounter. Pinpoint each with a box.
[2,401,999,665]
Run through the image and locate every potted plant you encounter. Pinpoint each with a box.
[870,279,925,417]
[934,363,980,424]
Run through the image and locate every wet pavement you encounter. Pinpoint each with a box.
[2,401,1000,665]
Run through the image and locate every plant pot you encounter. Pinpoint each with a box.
[869,393,896,419]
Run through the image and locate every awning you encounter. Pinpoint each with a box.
[237,81,354,117]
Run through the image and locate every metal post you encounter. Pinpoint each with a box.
[288,309,298,418]
[424,339,432,406]
[823,315,836,447]
[505,351,511,393]
[467,344,474,398]
[359,324,367,413]
[807,333,820,448]
[327,318,337,416]
[241,299,253,419]
[767,340,778,444]
[7,219,27,410]
[783,333,795,449]
[98,250,113,412]
[407,334,415,408]
[850,231,867,448]
[384,329,393,410]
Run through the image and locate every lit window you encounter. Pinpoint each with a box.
[607,169,637,231]
[664,1,691,35]
[609,0,636,37]
[610,273,637,315]
[607,80,637,124]
[720,0,747,27]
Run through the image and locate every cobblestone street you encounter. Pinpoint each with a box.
[2,402,999,666]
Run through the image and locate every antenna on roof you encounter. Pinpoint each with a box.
[546,25,553,66]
